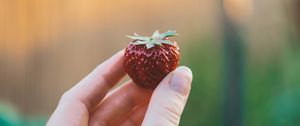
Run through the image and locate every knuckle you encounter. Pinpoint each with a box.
[90,119,110,126]
[127,117,138,126]
[100,73,114,87]
[162,93,186,125]
[59,91,73,105]
[165,104,181,119]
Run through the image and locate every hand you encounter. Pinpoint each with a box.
[47,50,193,126]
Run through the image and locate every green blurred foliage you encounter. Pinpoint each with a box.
[0,103,47,126]
[180,36,223,126]
[0,103,21,126]
[244,39,300,126]
[179,32,300,126]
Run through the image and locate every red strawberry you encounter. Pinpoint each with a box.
[123,30,180,89]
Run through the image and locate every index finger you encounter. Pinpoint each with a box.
[61,50,126,110]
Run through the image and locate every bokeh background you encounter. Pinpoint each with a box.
[1,0,300,126]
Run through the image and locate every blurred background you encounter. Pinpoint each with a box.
[0,0,300,126]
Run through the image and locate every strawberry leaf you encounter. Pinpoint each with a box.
[127,35,149,41]
[151,30,160,38]
[146,43,155,49]
[152,40,163,46]
[160,31,178,38]
[159,40,174,45]
[132,41,148,45]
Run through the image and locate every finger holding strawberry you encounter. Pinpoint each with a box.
[48,30,192,126]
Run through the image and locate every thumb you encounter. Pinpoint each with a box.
[142,66,193,126]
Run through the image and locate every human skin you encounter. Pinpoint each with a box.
[47,50,193,126]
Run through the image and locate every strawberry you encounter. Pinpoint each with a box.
[123,30,180,89]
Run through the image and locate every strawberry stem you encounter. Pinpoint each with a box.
[127,30,178,49]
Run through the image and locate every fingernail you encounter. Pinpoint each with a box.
[169,66,193,95]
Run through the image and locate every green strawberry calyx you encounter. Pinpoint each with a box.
[127,30,178,49]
